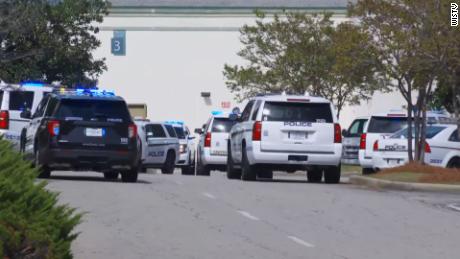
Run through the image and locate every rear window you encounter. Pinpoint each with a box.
[173,126,186,139]
[347,119,368,137]
[145,124,166,138]
[9,91,33,111]
[391,126,446,139]
[164,125,177,138]
[367,116,407,134]
[0,91,3,107]
[262,102,333,123]
[55,99,131,122]
[211,118,236,133]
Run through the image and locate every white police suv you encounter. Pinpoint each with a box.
[165,121,196,175]
[136,120,180,174]
[227,94,343,183]
[195,111,238,176]
[358,110,451,174]
[372,124,459,170]
[0,81,53,150]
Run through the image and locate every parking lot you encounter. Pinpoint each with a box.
[46,169,460,259]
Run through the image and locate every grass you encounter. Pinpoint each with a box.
[341,165,361,176]
[370,163,460,185]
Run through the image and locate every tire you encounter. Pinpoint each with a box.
[307,169,322,183]
[227,143,241,179]
[324,166,341,184]
[196,157,210,176]
[161,151,176,174]
[257,168,273,179]
[104,171,119,180]
[362,168,375,175]
[447,158,460,169]
[35,148,51,179]
[182,154,195,175]
[121,168,138,183]
[241,148,256,181]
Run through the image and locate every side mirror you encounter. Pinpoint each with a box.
[229,113,239,121]
[20,110,32,119]
[341,129,348,137]
[194,128,203,135]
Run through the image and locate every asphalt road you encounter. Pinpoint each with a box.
[46,170,460,259]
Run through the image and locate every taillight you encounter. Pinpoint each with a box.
[252,121,262,141]
[373,140,379,151]
[128,124,137,138]
[204,132,212,147]
[424,142,431,153]
[334,123,342,143]
[359,133,367,150]
[0,110,9,129]
[47,120,60,136]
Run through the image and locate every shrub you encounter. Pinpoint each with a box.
[0,139,81,258]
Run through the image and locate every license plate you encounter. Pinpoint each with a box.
[289,131,307,140]
[386,158,401,165]
[85,128,104,137]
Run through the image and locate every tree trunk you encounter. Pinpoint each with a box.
[406,81,414,162]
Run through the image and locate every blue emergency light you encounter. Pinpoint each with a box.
[21,81,46,87]
[211,110,224,116]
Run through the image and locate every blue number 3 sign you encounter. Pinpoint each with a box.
[111,30,126,56]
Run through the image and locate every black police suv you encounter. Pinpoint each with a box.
[20,89,140,182]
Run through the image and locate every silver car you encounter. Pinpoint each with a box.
[136,120,180,174]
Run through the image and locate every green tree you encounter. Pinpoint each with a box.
[223,12,384,118]
[0,0,109,86]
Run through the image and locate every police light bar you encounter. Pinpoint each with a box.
[21,81,46,87]
[165,120,184,125]
[211,110,224,116]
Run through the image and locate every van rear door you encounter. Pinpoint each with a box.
[259,101,336,153]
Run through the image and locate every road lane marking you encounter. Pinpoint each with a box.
[447,203,460,212]
[202,192,216,199]
[287,236,315,248]
[237,210,260,221]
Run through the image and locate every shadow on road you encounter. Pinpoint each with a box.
[257,177,350,185]
[47,175,152,184]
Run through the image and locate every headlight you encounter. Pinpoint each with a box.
[179,144,187,153]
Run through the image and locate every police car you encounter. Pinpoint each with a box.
[195,111,237,176]
[165,121,196,175]
[136,120,180,174]
[0,81,53,150]
[21,88,140,182]
[341,116,369,165]
[358,110,451,174]
[372,124,459,170]
[227,94,343,183]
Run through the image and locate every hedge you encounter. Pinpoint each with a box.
[0,139,81,259]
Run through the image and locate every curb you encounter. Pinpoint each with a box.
[349,175,460,194]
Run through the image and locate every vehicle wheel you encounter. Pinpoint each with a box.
[104,171,119,180]
[241,148,256,181]
[362,168,375,175]
[161,151,175,174]
[324,166,341,184]
[196,158,210,176]
[121,168,138,183]
[447,158,460,169]
[257,168,273,179]
[307,169,322,183]
[182,154,195,175]
[34,149,51,178]
[227,143,241,179]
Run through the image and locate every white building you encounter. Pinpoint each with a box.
[94,0,406,130]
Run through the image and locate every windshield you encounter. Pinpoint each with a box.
[262,102,333,123]
[211,118,236,133]
[55,99,131,122]
[391,126,446,139]
[173,126,186,139]
[367,116,407,134]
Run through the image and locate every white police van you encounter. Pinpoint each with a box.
[195,111,237,176]
[165,121,196,175]
[358,110,451,174]
[136,120,180,174]
[227,94,343,183]
[372,124,459,170]
[0,81,53,150]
